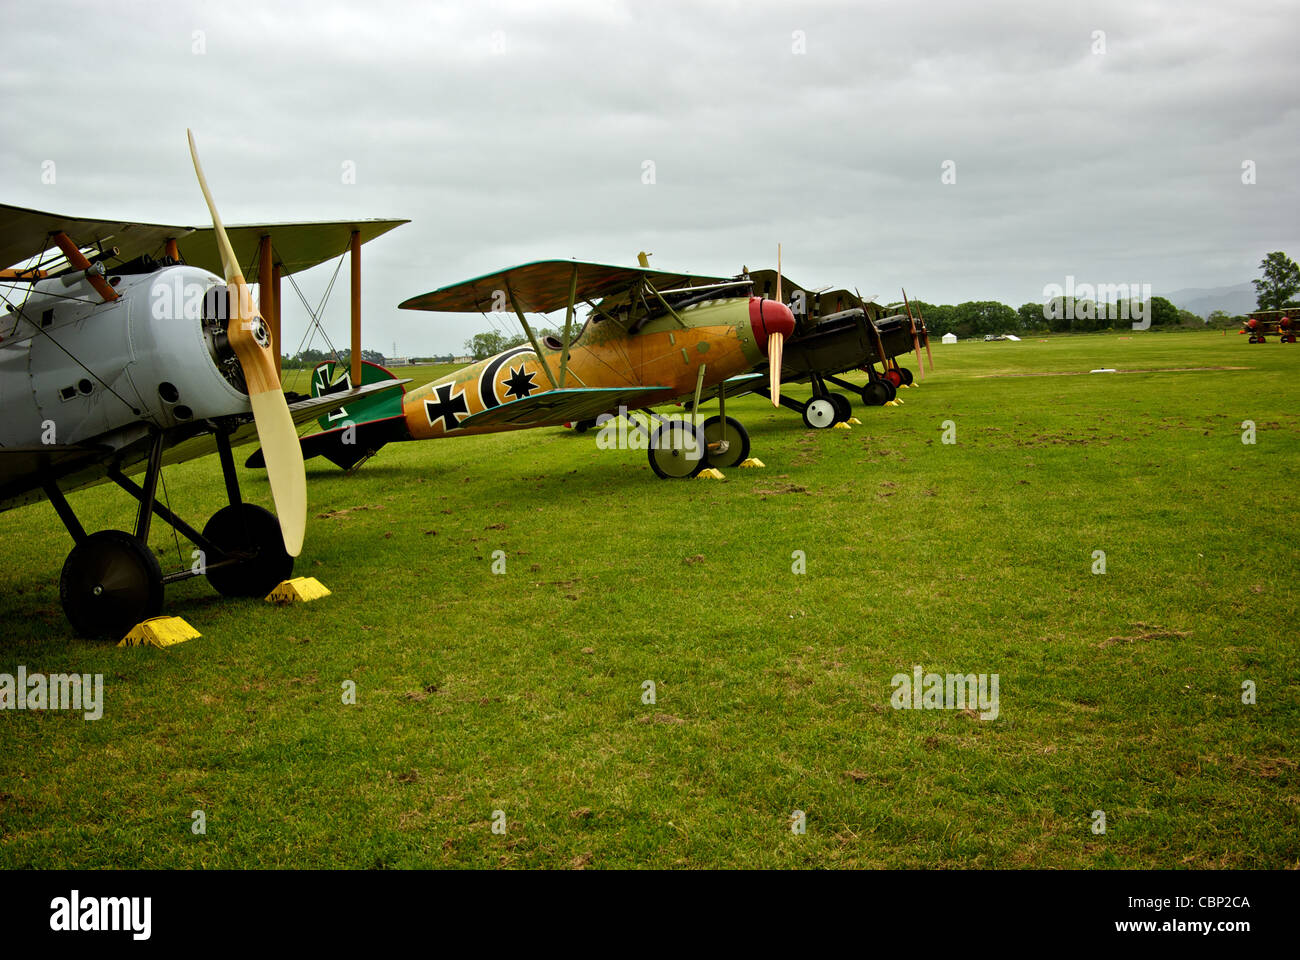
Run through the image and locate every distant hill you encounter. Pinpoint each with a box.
[1163,281,1256,318]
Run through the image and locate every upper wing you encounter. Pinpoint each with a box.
[456,386,670,429]
[744,268,813,303]
[2,201,407,279]
[0,202,188,273]
[177,219,408,282]
[399,260,733,314]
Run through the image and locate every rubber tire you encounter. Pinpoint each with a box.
[828,393,852,422]
[898,367,914,386]
[861,381,891,406]
[202,503,295,598]
[802,397,838,429]
[648,421,706,479]
[59,530,164,639]
[702,416,750,468]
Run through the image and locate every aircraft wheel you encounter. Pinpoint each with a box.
[884,368,904,387]
[59,530,164,639]
[861,381,891,406]
[648,421,706,479]
[572,418,598,434]
[828,393,853,422]
[898,367,914,386]
[203,504,294,598]
[802,398,838,429]
[702,416,750,468]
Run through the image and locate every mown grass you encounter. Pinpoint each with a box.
[1,331,1296,868]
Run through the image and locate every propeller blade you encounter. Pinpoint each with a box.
[919,308,935,371]
[768,332,784,406]
[187,130,306,557]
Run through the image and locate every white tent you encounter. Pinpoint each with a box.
[941,332,957,344]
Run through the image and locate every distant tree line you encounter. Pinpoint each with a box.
[910,251,1299,338]
[280,348,390,370]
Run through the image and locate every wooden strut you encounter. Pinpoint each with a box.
[504,277,559,390]
[856,288,891,378]
[350,230,362,387]
[272,263,283,380]
[51,232,118,303]
[258,236,278,383]
[900,288,925,379]
[559,263,578,389]
[643,279,687,329]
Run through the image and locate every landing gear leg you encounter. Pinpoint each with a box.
[52,432,169,639]
[203,428,293,597]
[702,380,751,467]
[47,424,296,637]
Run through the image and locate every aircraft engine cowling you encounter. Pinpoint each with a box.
[9,265,253,448]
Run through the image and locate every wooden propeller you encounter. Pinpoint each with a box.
[187,130,306,556]
[769,243,784,405]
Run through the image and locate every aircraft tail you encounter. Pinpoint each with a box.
[246,360,409,471]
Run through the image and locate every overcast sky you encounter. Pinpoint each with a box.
[3,0,1297,355]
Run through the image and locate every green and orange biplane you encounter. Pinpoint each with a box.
[250,259,796,478]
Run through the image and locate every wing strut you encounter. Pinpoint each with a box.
[51,232,119,303]
[558,263,578,389]
[504,276,559,390]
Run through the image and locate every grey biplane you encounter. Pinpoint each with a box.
[0,132,407,637]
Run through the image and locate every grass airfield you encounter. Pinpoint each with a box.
[1,332,1296,869]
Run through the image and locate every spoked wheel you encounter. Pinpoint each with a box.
[897,367,914,386]
[802,397,838,429]
[861,381,892,406]
[828,393,852,422]
[648,421,705,479]
[59,530,164,639]
[202,503,294,597]
[701,415,750,468]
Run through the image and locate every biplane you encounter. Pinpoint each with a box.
[1241,310,1296,343]
[0,132,407,637]
[250,257,795,479]
[721,269,932,428]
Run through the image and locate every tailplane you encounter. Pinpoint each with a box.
[246,360,409,471]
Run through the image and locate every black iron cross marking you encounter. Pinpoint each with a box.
[316,365,352,422]
[425,383,469,431]
[503,365,538,401]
